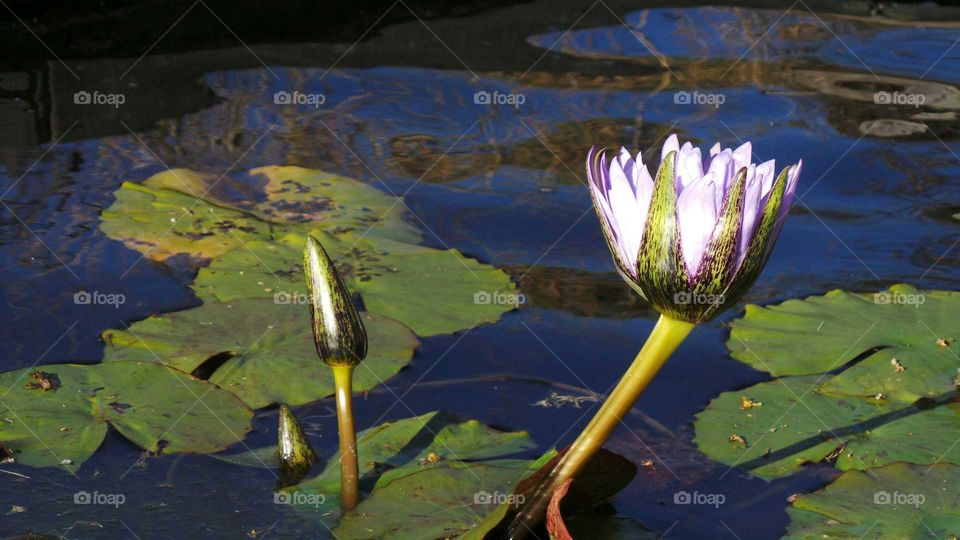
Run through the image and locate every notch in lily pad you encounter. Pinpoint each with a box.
[304,235,367,511]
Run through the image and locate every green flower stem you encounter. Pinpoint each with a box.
[332,365,360,511]
[507,314,695,538]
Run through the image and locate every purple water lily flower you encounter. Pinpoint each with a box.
[587,134,801,322]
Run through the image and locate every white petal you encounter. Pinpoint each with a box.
[661,134,680,163]
[733,141,752,172]
[607,163,646,268]
[676,144,704,193]
[635,161,655,209]
[616,147,636,193]
[706,149,734,210]
[677,172,718,275]
[738,165,762,268]
[756,159,776,201]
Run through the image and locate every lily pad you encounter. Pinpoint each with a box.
[695,285,960,480]
[100,177,271,261]
[100,166,517,337]
[192,231,517,336]
[785,462,960,539]
[101,299,419,409]
[334,460,540,539]
[0,362,252,469]
[727,284,958,403]
[101,166,419,261]
[286,411,539,533]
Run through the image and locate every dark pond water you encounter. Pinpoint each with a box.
[1,2,959,538]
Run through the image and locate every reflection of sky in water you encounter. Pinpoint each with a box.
[528,7,960,83]
[190,67,958,290]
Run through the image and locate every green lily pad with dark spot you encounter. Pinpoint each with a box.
[100,166,420,262]
[0,362,252,470]
[99,166,517,337]
[101,299,420,409]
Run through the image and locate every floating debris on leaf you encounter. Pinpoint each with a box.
[532,392,599,409]
[418,451,441,466]
[891,358,906,373]
[739,396,763,410]
[0,443,13,464]
[824,443,846,464]
[728,434,748,447]
[936,337,955,348]
[107,402,132,413]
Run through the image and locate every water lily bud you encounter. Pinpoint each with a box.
[277,404,316,487]
[587,134,801,323]
[303,236,368,366]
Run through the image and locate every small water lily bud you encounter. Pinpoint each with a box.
[303,236,368,366]
[277,404,316,487]
[587,134,801,323]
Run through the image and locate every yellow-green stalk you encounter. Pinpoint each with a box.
[303,236,368,511]
[504,315,693,538]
